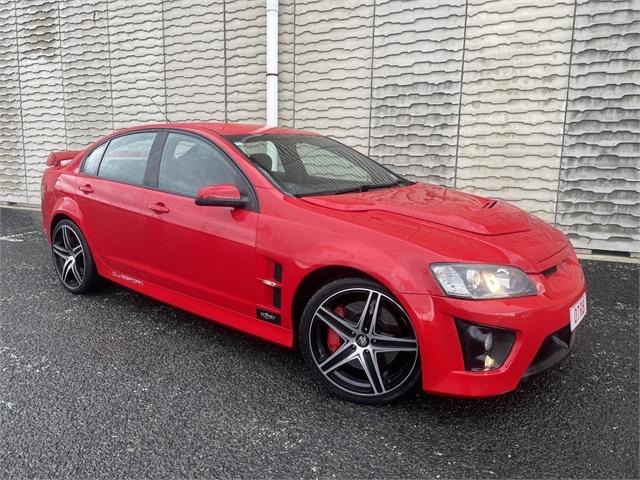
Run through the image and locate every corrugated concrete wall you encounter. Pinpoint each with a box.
[557,0,640,253]
[0,0,638,254]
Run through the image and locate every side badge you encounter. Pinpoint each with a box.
[112,271,144,286]
[257,308,281,325]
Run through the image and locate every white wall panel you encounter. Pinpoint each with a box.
[16,0,66,203]
[456,0,574,222]
[163,0,226,122]
[107,0,166,129]
[557,0,640,253]
[294,0,375,153]
[369,0,465,185]
[0,0,27,204]
[225,0,266,123]
[58,0,112,149]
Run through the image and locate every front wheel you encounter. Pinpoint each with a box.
[51,219,98,294]
[299,277,421,404]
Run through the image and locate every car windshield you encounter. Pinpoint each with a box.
[225,134,412,197]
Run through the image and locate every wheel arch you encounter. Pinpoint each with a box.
[290,265,399,349]
[50,212,74,234]
[47,197,84,241]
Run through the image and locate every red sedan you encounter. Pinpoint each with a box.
[41,123,587,404]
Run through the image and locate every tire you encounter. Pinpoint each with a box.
[299,277,421,404]
[51,219,98,294]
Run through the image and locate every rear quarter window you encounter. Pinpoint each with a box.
[82,143,107,176]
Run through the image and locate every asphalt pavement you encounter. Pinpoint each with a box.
[1,206,638,479]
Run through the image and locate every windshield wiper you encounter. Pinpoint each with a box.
[302,179,410,197]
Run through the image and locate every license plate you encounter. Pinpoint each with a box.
[570,293,587,331]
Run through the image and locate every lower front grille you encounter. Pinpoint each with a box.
[523,324,575,379]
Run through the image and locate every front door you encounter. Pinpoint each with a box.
[143,132,258,317]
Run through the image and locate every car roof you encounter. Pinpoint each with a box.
[122,122,320,137]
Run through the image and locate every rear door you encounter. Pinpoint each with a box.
[76,131,159,282]
[142,131,259,317]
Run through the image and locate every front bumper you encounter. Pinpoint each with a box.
[522,323,576,379]
[400,255,586,398]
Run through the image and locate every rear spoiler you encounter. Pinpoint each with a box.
[46,150,81,167]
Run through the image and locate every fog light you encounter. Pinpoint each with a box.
[483,354,496,370]
[454,318,515,371]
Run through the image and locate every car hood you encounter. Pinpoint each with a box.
[300,183,570,272]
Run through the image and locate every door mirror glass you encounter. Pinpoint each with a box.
[195,184,248,208]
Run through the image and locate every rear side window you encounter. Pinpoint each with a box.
[158,133,243,197]
[82,143,107,176]
[98,132,156,186]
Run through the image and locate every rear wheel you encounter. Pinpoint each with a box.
[299,277,420,404]
[51,219,98,294]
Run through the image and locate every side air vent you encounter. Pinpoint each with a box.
[257,260,283,325]
[541,265,558,277]
[274,262,283,282]
[482,200,498,209]
[273,288,281,308]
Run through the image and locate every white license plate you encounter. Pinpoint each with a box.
[570,293,587,331]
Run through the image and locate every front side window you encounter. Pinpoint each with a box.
[227,134,408,196]
[98,132,156,186]
[158,133,243,197]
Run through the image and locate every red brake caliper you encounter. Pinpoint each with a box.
[327,305,345,353]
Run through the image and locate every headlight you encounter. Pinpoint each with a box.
[430,264,537,299]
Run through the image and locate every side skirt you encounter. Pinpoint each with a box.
[101,264,294,349]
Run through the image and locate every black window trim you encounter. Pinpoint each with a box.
[77,128,259,212]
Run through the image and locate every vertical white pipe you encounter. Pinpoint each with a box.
[266,0,279,127]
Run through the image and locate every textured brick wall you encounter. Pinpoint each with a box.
[0,0,638,254]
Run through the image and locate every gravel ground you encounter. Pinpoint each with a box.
[1,206,638,479]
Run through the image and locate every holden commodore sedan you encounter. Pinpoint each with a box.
[41,122,587,404]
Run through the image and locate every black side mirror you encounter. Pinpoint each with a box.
[195,184,248,208]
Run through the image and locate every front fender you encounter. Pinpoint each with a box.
[291,239,425,295]
[257,212,437,334]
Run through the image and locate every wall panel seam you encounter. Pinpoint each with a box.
[160,0,168,117]
[453,0,469,189]
[554,0,578,226]
[292,0,296,128]
[12,0,28,201]
[366,0,377,157]
[106,0,115,131]
[55,0,68,149]
[223,0,228,123]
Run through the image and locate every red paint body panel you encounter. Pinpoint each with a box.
[40,122,587,398]
[143,188,259,318]
[75,175,151,280]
